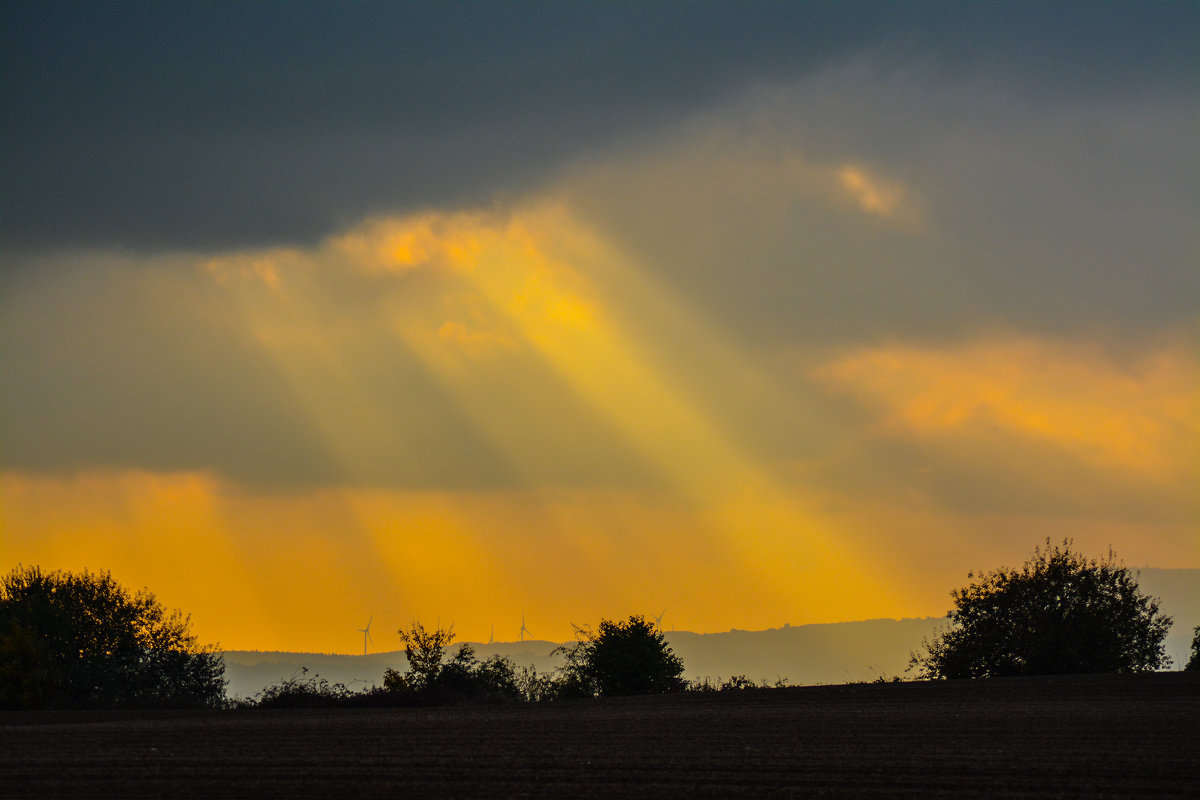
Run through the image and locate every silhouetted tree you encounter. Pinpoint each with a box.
[383,622,520,702]
[554,614,685,697]
[1186,626,1200,672]
[386,622,455,691]
[911,540,1172,679]
[0,565,226,708]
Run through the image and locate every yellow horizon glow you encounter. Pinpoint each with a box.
[0,469,904,651]
[4,465,1194,653]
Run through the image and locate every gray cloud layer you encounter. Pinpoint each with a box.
[1,2,1196,514]
[3,1,1195,252]
[563,73,1198,346]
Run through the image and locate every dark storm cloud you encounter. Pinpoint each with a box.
[2,1,1194,253]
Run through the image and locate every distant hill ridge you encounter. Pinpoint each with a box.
[221,617,945,699]
[222,568,1198,699]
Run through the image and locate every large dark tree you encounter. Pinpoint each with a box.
[911,540,1172,679]
[0,565,226,708]
[555,614,684,697]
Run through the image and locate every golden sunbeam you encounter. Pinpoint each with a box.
[175,201,918,643]
[338,203,910,618]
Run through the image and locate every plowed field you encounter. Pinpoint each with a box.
[3,673,1197,798]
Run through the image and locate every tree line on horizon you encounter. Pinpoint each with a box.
[254,615,690,708]
[2,540,1198,709]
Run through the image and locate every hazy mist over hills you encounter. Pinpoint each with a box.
[223,568,1198,699]
[222,619,943,699]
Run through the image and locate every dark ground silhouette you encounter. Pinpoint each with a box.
[4,672,1196,798]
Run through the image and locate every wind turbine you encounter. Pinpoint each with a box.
[357,616,373,656]
[488,624,495,645]
[654,610,666,632]
[519,612,530,642]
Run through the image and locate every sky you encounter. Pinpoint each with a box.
[2,2,1197,653]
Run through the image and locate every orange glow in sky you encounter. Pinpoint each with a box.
[4,197,1196,653]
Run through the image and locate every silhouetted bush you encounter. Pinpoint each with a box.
[688,675,766,692]
[554,615,685,697]
[384,622,455,693]
[255,668,355,708]
[689,674,793,692]
[382,622,521,704]
[514,664,561,702]
[910,540,1172,679]
[250,668,409,709]
[1186,626,1200,672]
[0,565,226,709]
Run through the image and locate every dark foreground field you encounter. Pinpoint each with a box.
[3,673,1197,798]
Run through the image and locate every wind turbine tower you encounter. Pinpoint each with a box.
[357,616,373,656]
[519,613,531,642]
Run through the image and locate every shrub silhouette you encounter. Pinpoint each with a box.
[1186,626,1200,672]
[383,622,520,703]
[0,565,226,708]
[911,540,1172,679]
[555,614,685,697]
[387,622,456,692]
[255,667,355,708]
[687,675,766,692]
